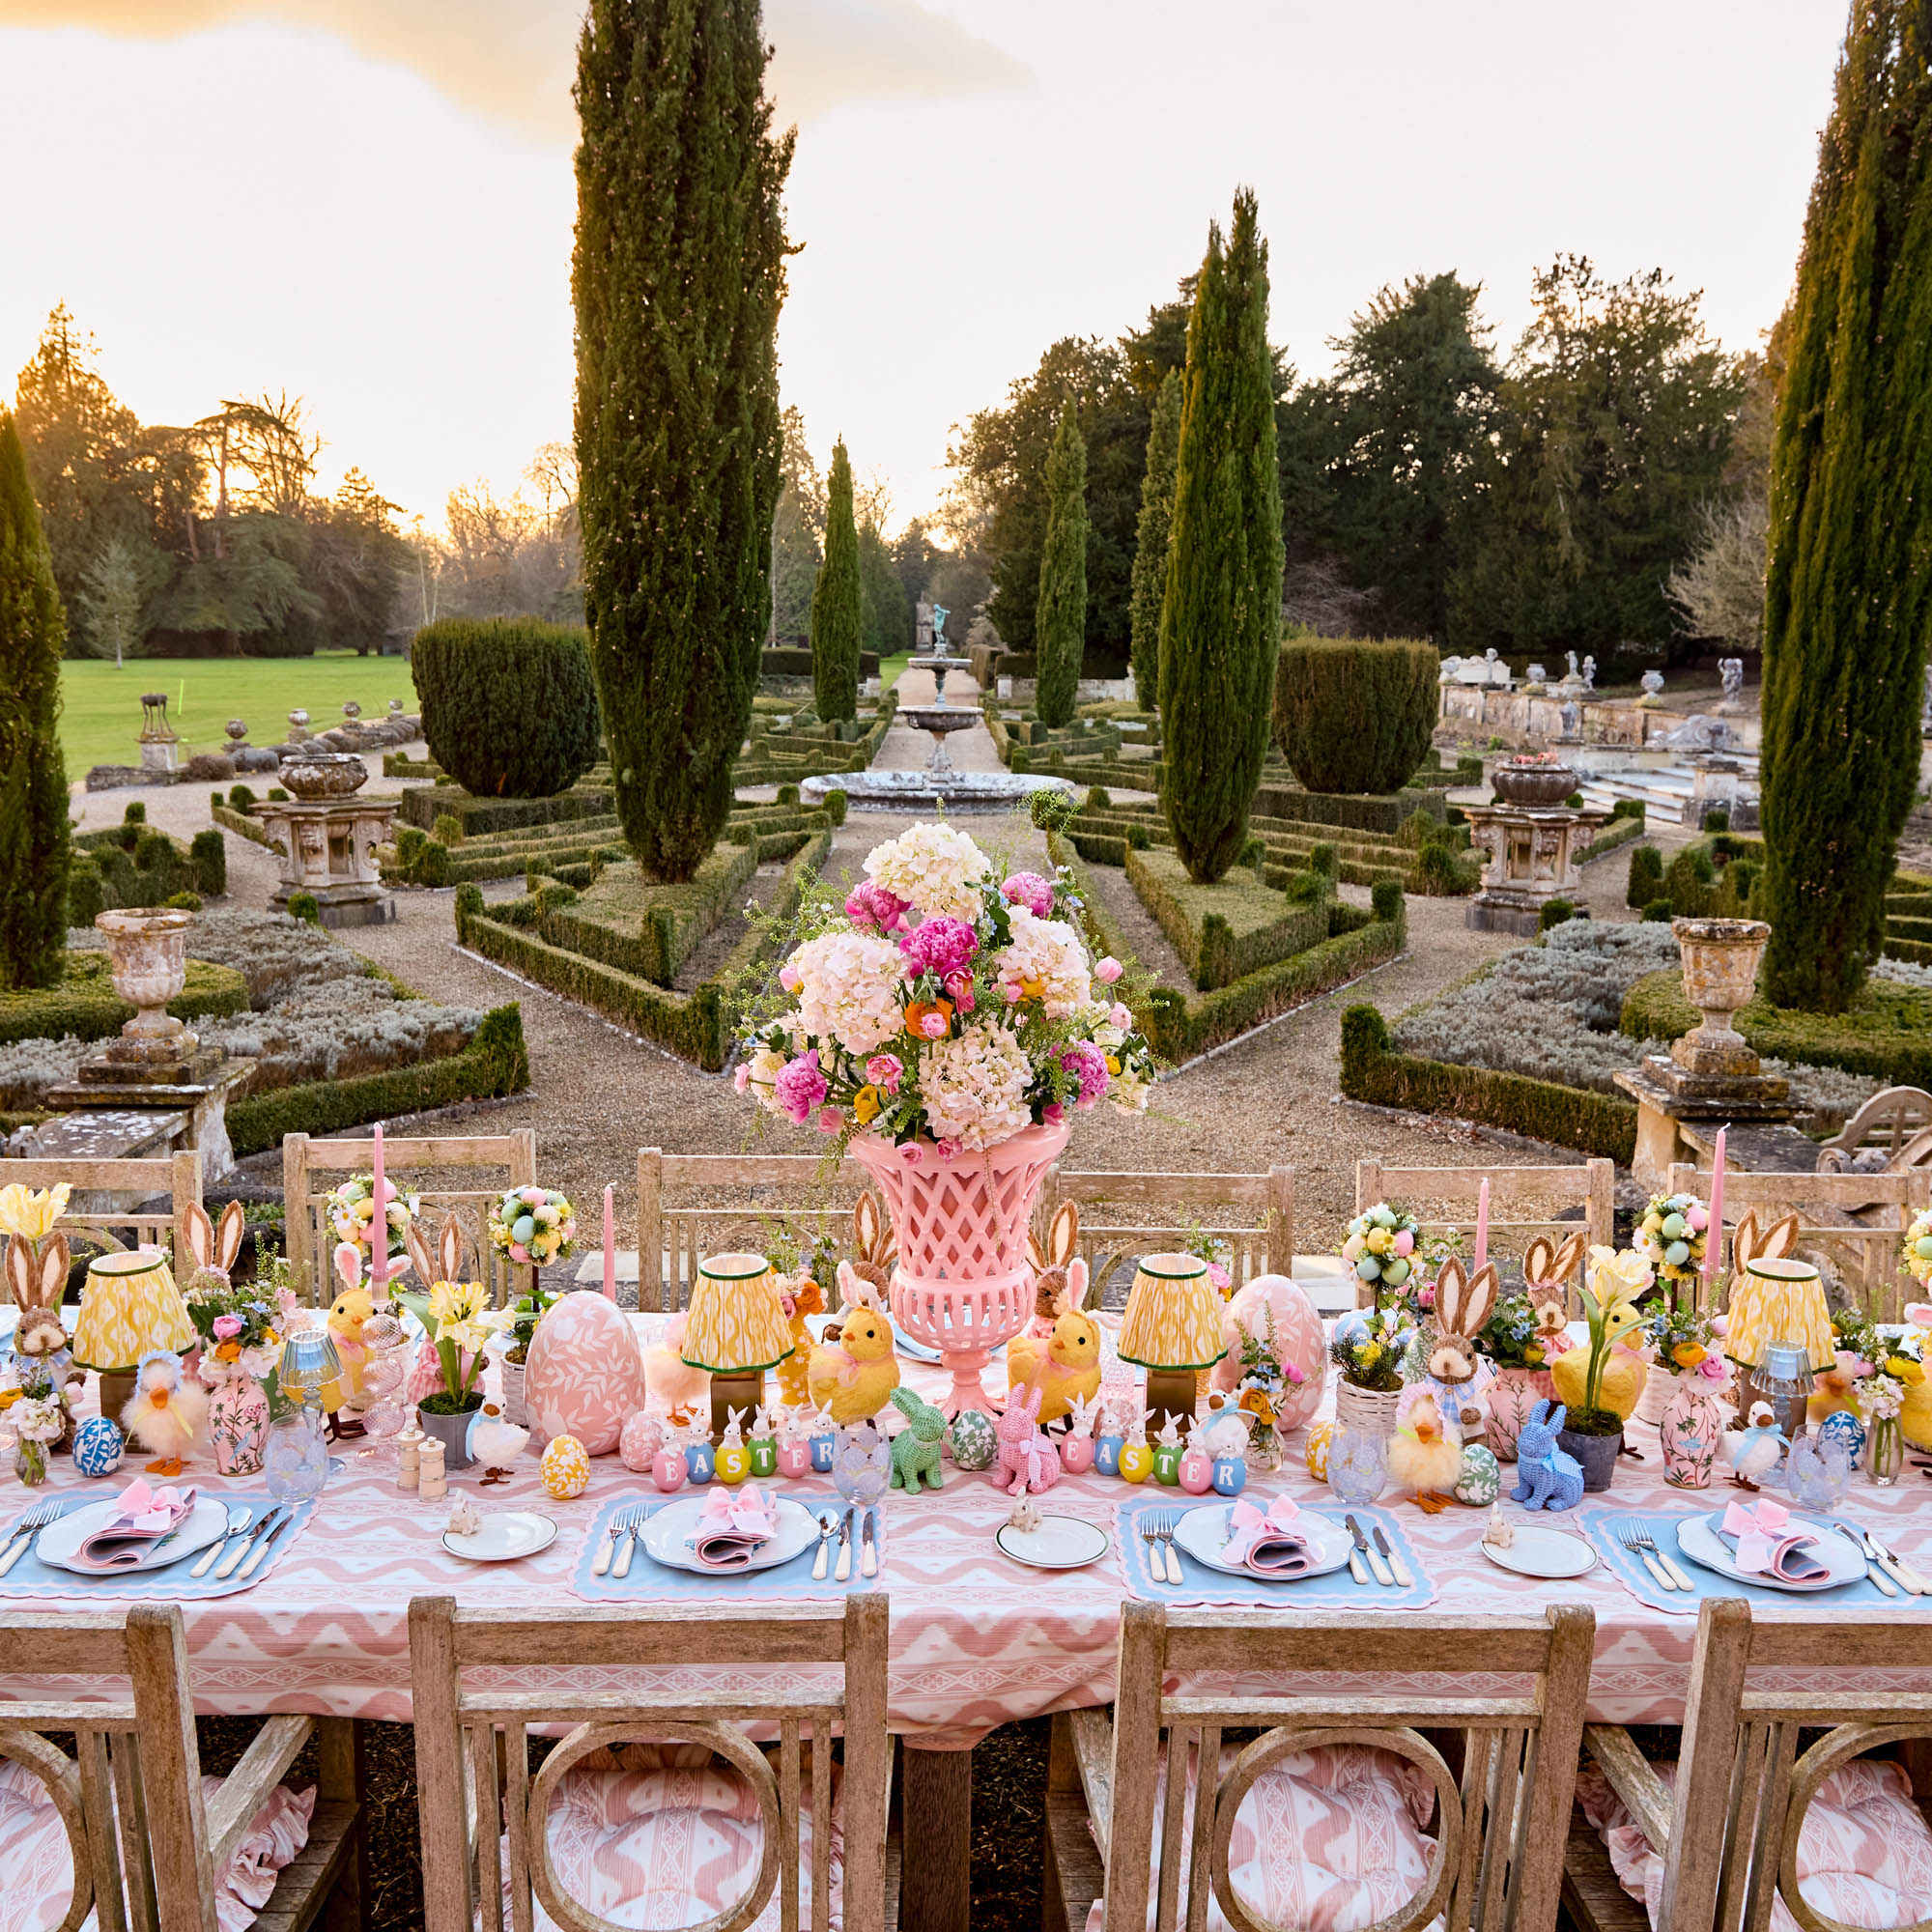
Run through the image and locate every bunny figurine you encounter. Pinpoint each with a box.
[1005,1259,1101,1424]
[994,1382,1061,1495]
[1059,1391,1101,1475]
[1419,1256,1500,1437]
[1022,1204,1081,1339]
[7,1228,80,1410]
[1510,1400,1584,1512]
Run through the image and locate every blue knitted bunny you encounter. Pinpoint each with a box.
[1510,1400,1584,1511]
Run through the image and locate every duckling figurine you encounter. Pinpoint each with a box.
[471,1402,529,1487]
[1388,1388,1464,1511]
[644,1311,712,1424]
[120,1350,209,1477]
[1549,1300,1650,1420]
[1723,1401,1788,1491]
[1005,1261,1101,1425]
[808,1272,900,1425]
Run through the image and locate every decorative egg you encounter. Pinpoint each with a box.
[1662,1212,1687,1241]
[1209,1275,1326,1431]
[947,1407,997,1471]
[513,1214,536,1244]
[1119,1442,1153,1485]
[652,1445,688,1492]
[1304,1421,1334,1482]
[1094,1433,1124,1478]
[716,1443,750,1485]
[539,1434,590,1499]
[1816,1407,1865,1470]
[72,1416,125,1478]
[1454,1443,1502,1506]
[618,1409,666,1473]
[1918,1235,1932,1261]
[523,1290,647,1455]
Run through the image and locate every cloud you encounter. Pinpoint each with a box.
[0,0,1024,138]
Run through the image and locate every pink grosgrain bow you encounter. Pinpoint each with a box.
[699,1484,777,1538]
[1719,1496,1790,1576]
[113,1477,193,1530]
[1219,1493,1301,1565]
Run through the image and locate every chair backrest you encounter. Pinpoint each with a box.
[1103,1602,1595,1932]
[282,1130,536,1305]
[1667,1161,1932,1322]
[1354,1159,1616,1310]
[0,1153,203,1302]
[408,1594,891,1932]
[637,1148,1295,1314]
[1816,1086,1932,1165]
[1651,1600,1932,1932]
[0,1605,217,1932]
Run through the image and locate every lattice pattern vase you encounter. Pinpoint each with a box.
[849,1121,1070,1417]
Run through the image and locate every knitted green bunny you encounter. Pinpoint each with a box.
[889,1386,947,1492]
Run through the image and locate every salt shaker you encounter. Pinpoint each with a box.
[418,1435,447,1503]
[396,1425,424,1492]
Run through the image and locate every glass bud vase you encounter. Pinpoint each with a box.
[265,1406,329,1505]
[14,1439,47,1488]
[1867,1415,1904,1488]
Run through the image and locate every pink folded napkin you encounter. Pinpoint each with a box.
[1219,1495,1316,1577]
[691,1485,778,1571]
[1717,1498,1828,1584]
[74,1479,198,1572]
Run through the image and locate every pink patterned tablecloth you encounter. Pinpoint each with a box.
[3,1314,1929,1746]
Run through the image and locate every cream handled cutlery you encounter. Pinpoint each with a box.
[834,1510,853,1583]
[811,1511,838,1582]
[237,1510,293,1580]
[0,1501,64,1579]
[860,1509,878,1579]
[192,1506,254,1579]
[1372,1525,1411,1590]
[593,1508,634,1578]
[1347,1515,1393,1587]
[215,1507,287,1581]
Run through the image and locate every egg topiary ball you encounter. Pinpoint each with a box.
[72,1415,126,1478]
[539,1434,590,1499]
[1454,1443,1501,1506]
[947,1407,997,1470]
[1304,1419,1334,1482]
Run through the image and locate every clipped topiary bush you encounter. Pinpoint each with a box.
[1643,897,1675,923]
[287,892,321,924]
[432,813,464,848]
[1627,845,1664,908]
[1272,636,1437,794]
[821,789,848,827]
[412,617,604,800]
[189,829,226,897]
[1539,897,1577,931]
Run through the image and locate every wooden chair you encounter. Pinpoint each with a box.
[0,1151,203,1294]
[0,1605,364,1932]
[1354,1158,1616,1310]
[1569,1600,1932,1932]
[282,1130,536,1305]
[1815,1086,1932,1170]
[409,1595,891,1932]
[1045,1602,1595,1932]
[1666,1160,1932,1322]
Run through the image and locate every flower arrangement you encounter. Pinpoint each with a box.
[5,1391,67,1485]
[502,1282,554,1368]
[183,1278,282,1384]
[1477,1292,1551,1370]
[1567,1246,1654,1434]
[327,1173,419,1259]
[489,1185,578,1269]
[1329,1302,1410,1393]
[739,822,1156,1152]
[1903,1208,1932,1288]
[395,1280,508,1415]
[1229,1305,1307,1453]
[1633,1190,1709,1293]
[1637,1298,1729,1385]
[1179,1215,1234,1297]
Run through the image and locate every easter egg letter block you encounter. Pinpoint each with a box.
[524,1291,647,1455]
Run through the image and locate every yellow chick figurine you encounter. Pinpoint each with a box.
[1005,1261,1101,1425]
[121,1350,209,1477]
[327,1283,374,1404]
[645,1311,712,1423]
[1806,1350,1863,1426]
[807,1269,900,1425]
[1549,1251,1650,1420]
[1388,1388,1463,1507]
[775,1275,824,1408]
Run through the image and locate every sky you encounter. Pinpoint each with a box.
[0,0,1851,531]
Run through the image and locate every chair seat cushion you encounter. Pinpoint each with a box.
[1086,1740,1441,1932]
[490,1741,844,1931]
[1578,1758,1932,1931]
[0,1759,314,1932]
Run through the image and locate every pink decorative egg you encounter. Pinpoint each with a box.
[406,1337,478,1406]
[619,1408,666,1472]
[523,1291,647,1455]
[1209,1274,1325,1431]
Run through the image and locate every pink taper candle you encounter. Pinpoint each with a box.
[1705,1125,1726,1287]
[603,1184,616,1300]
[370,1122,387,1305]
[1473,1177,1490,1271]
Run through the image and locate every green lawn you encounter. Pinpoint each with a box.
[57,653,419,777]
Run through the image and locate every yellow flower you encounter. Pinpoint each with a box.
[0,1183,70,1242]
[1105,1056,1122,1076]
[1523,1344,1545,1366]
[429,1279,489,1333]
[853,1083,881,1125]
[1886,1354,1924,1385]
[0,1388,20,1411]
[1020,978,1044,1000]
[1587,1244,1653,1313]
[215,1341,242,1363]
[1359,1341,1382,1368]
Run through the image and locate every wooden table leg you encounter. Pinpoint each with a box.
[899,1743,972,1932]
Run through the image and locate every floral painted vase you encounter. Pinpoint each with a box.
[1485,1367,1554,1463]
[1659,1379,1725,1490]
[208,1375,270,1477]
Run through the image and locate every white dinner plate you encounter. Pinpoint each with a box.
[1169,1504,1352,1581]
[36,1496,231,1577]
[996,1515,1110,1570]
[639,1495,820,1576]
[1675,1511,1864,1593]
[442,1511,557,1564]
[1479,1523,1598,1580]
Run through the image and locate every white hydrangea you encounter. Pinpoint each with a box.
[919,1020,1036,1150]
[993,906,1092,1018]
[790,929,906,1056]
[863,822,991,921]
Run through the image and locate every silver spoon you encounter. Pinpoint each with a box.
[191,1505,253,1579]
[810,1510,839,1581]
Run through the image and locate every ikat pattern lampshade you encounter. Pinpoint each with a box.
[1119,1252,1227,1373]
[71,1248,195,1373]
[1723,1256,1835,1372]
[681,1252,796,1374]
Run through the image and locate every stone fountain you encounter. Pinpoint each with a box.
[255,753,397,926]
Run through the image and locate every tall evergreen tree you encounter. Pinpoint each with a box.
[812,440,863,722]
[1159,191,1284,883]
[1035,403,1088,727]
[1127,370,1181,708]
[0,412,71,988]
[573,0,793,881]
[1759,0,1932,1011]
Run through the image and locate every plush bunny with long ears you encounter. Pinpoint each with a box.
[6,1232,76,1391]
[404,1210,467,1291]
[1024,1203,1081,1337]
[179,1200,245,1297]
[1729,1209,1799,1279]
[1427,1257,1500,1387]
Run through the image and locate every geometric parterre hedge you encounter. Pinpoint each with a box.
[68,815,228,923]
[1125,844,1334,990]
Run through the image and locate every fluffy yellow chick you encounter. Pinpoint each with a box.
[1550,1341,1647,1420]
[1388,1389,1463,1501]
[644,1312,712,1423]
[1895,1360,1932,1451]
[1006,1265,1101,1424]
[121,1351,208,1477]
[1806,1350,1862,1425]
[807,1305,900,1425]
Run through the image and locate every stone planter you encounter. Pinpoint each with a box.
[97,909,193,1037]
[1557,1424,1623,1492]
[279,753,369,801]
[1491,760,1578,807]
[418,1401,480,1471]
[1673,918,1771,1055]
[1485,1366,1553,1463]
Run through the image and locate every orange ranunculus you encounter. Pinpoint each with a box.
[1671,1342,1707,1370]
[215,1341,242,1363]
[904,999,954,1039]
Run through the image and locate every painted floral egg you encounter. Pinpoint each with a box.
[1455,1443,1502,1506]
[1304,1420,1334,1482]
[524,1291,647,1455]
[72,1415,125,1478]
[618,1409,666,1473]
[947,1407,997,1470]
[1815,1407,1865,1470]
[1210,1275,1325,1430]
[539,1434,590,1499]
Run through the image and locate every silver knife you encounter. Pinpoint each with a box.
[1344,1514,1389,1585]
[1372,1525,1412,1590]
[215,1507,287,1580]
[1865,1531,1928,1596]
[860,1509,877,1579]
[237,1508,294,1580]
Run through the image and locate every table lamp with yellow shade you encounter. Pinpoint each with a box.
[1723,1254,1835,1435]
[1119,1252,1227,1430]
[72,1248,197,1422]
[681,1252,796,1441]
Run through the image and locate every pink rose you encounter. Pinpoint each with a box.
[1005,983,1022,1003]
[1418,1286,1435,1310]
[1208,1262,1230,1293]
[898,1144,923,1168]
[946,973,977,1013]
[921,1012,948,1038]
[1696,1355,1728,1380]
[1392,1229,1414,1257]
[733,1065,751,1093]
[1283,1361,1306,1384]
[936,1138,962,1160]
[1109,1003,1132,1030]
[779,963,801,992]
[816,1106,843,1135]
[212,1314,242,1340]
[865,1053,902,1092]
[1094,956,1123,984]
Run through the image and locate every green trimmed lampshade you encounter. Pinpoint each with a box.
[1119,1252,1227,1373]
[71,1248,196,1373]
[1723,1257,1834,1373]
[681,1252,796,1374]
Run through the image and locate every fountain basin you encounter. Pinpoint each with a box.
[802,772,1073,815]
[896,707,983,736]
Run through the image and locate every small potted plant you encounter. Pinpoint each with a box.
[395,1278,507,1470]
[1639,1299,1732,1489]
[185,1279,284,1476]
[1329,1301,1410,1436]
[1553,1247,1652,1491]
[498,1280,554,1430]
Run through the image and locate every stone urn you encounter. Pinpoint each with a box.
[1491,758,1579,807]
[97,908,192,1040]
[286,708,310,744]
[224,718,248,746]
[280,752,369,801]
[1673,918,1770,1056]
[342,700,362,722]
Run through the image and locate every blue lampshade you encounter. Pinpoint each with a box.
[278,1328,342,1401]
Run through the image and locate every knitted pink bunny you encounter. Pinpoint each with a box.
[994,1382,1061,1495]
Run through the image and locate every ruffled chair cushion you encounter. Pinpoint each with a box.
[0,1759,313,1932]
[1085,1740,1441,1932]
[1577,1759,1932,1932]
[490,1741,844,1931]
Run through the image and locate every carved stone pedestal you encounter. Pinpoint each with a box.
[256,753,397,927]
[1463,798,1607,936]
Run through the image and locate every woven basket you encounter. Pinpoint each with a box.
[1334,1379,1404,1437]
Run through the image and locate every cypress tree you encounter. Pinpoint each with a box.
[1127,369,1181,709]
[1159,190,1285,883]
[573,0,793,882]
[1759,0,1932,1010]
[811,440,862,722]
[1035,402,1088,728]
[0,410,71,988]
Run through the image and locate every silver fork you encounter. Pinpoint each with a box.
[1154,1510,1185,1587]
[594,1505,638,1579]
[0,1501,65,1580]
[191,1505,254,1579]
[616,1504,663,1580]
[1140,1516,1171,1584]
[1618,1524,1688,1592]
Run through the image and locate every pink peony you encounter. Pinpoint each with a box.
[1059,1040,1110,1109]
[1041,1101,1065,1125]
[899,915,979,980]
[1109,1002,1131,1030]
[866,1053,903,1092]
[774,1049,829,1124]
[212,1314,242,1340]
[1001,872,1054,917]
[816,1106,844,1135]
[1094,956,1123,984]
[733,1065,752,1094]
[845,880,910,933]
